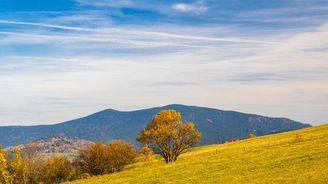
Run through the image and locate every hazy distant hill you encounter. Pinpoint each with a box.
[0,104,310,147]
[5,135,94,155]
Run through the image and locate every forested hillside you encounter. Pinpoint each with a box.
[0,105,309,147]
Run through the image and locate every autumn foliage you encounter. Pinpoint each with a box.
[137,110,201,163]
[0,146,11,184]
[74,140,137,175]
[139,144,154,161]
[8,148,28,184]
[0,110,202,183]
[0,139,137,183]
[106,140,138,172]
[40,157,73,184]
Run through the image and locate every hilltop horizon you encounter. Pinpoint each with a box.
[0,104,310,148]
[0,104,318,126]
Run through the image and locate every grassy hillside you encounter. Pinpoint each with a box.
[67,124,328,184]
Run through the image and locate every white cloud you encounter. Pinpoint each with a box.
[172,1,208,13]
[0,20,90,31]
[0,20,276,45]
[76,0,134,7]
[0,15,327,125]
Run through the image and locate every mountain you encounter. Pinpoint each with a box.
[0,104,310,147]
[5,135,94,155]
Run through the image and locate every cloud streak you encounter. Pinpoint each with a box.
[0,20,90,31]
[76,0,134,7]
[0,20,278,44]
[172,1,208,13]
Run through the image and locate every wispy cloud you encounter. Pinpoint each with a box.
[172,1,208,14]
[0,20,92,31]
[76,0,134,8]
[0,20,277,44]
[0,0,327,125]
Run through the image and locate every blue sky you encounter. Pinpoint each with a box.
[0,0,327,125]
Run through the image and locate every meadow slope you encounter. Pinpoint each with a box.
[67,124,328,184]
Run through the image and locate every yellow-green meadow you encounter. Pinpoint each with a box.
[67,124,328,184]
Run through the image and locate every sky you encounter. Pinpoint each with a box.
[0,0,327,126]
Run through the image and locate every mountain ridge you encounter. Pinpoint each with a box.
[0,104,310,147]
[0,104,303,127]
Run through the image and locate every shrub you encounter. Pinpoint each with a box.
[4,145,78,184]
[23,145,45,184]
[74,140,137,175]
[40,157,73,184]
[8,148,29,184]
[107,140,137,172]
[74,142,109,175]
[139,144,154,161]
[225,138,240,143]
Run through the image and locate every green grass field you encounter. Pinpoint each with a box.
[67,124,328,184]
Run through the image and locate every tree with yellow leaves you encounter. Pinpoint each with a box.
[137,110,201,163]
[0,146,11,184]
[9,148,29,184]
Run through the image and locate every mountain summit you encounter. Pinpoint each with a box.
[0,104,310,147]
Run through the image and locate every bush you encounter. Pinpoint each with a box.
[27,159,45,183]
[139,144,154,161]
[22,145,45,184]
[225,138,240,143]
[74,142,109,175]
[74,140,137,175]
[40,157,73,184]
[107,140,137,172]
[6,145,74,184]
[248,133,256,139]
[8,148,29,184]
[2,140,137,183]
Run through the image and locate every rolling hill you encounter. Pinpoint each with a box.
[5,135,94,157]
[0,104,310,147]
[67,124,328,184]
